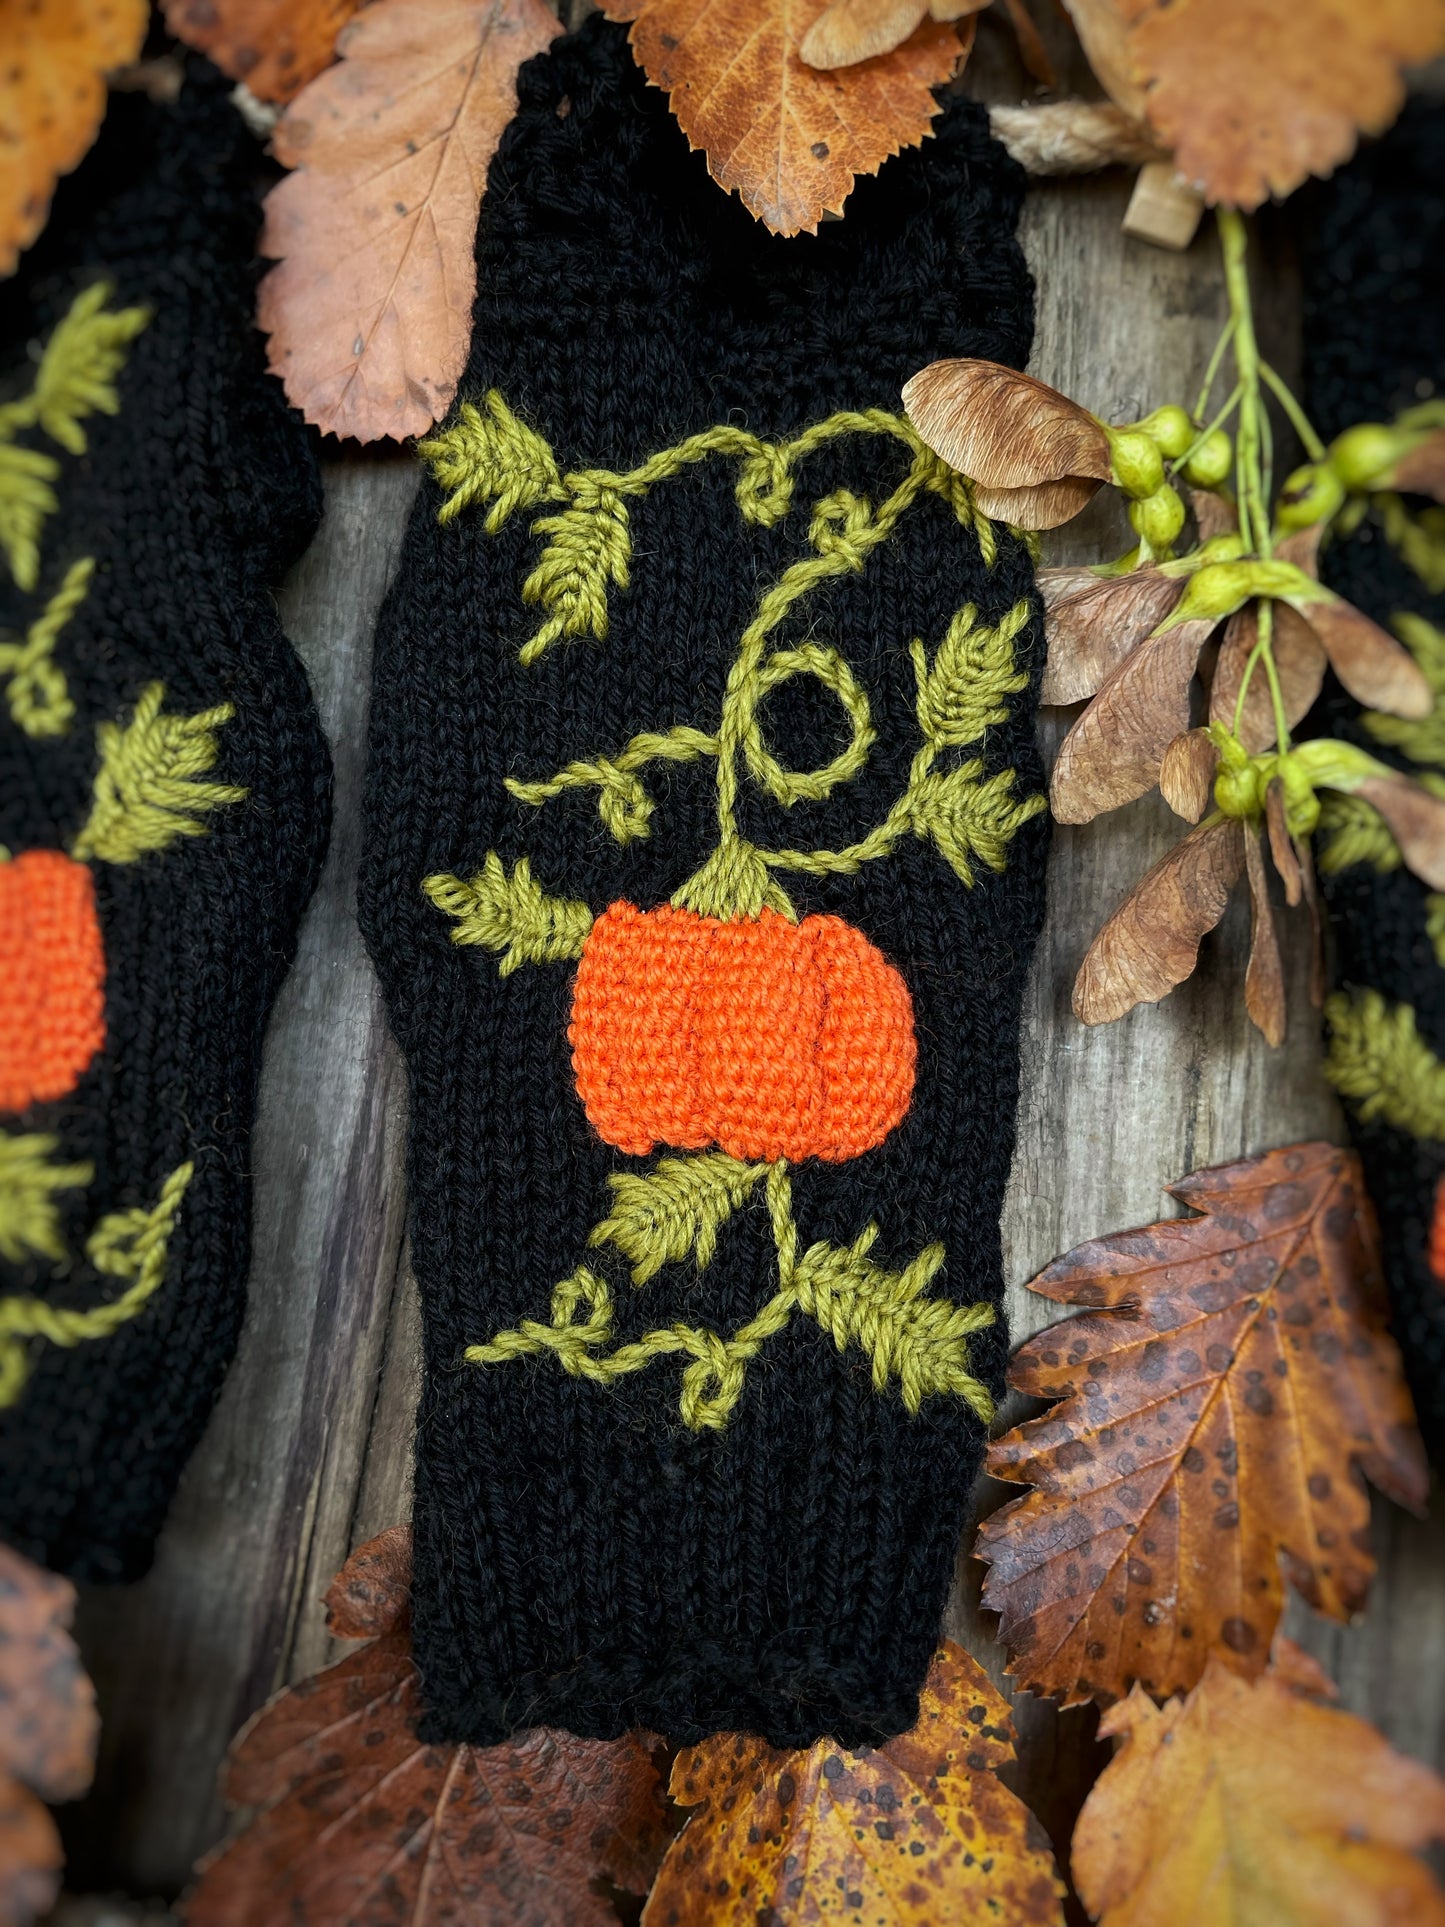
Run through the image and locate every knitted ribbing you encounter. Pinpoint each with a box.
[1299,102,1445,1459]
[360,16,1044,1748]
[0,68,330,1578]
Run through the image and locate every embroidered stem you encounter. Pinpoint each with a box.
[0,556,91,738]
[465,1153,994,1429]
[0,1161,192,1408]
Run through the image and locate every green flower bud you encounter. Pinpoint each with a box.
[1182,429,1233,489]
[1328,422,1402,492]
[1128,484,1186,551]
[1108,429,1166,500]
[1135,405,1195,460]
[1289,737,1393,791]
[1171,560,1258,625]
[1276,461,1346,530]
[1274,753,1320,836]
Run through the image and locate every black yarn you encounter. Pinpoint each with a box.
[0,66,330,1578]
[360,17,1044,1748]
[1298,101,1445,1459]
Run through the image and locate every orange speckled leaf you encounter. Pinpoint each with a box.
[0,0,148,276]
[1124,0,1445,210]
[642,1641,1066,1925]
[188,1610,671,1925]
[162,0,362,104]
[1073,1650,1445,1925]
[257,0,562,441]
[596,0,967,236]
[976,1143,1428,1709]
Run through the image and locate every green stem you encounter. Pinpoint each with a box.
[1260,360,1327,462]
[1220,210,1271,563]
[1193,315,1238,422]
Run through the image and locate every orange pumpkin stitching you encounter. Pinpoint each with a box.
[570,903,916,1164]
[0,850,106,1114]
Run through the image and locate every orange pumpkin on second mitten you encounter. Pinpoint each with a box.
[568,902,916,1164]
[0,849,106,1114]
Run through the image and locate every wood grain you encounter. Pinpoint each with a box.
[56,167,1445,1910]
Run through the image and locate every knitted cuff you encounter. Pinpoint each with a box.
[1300,103,1445,1459]
[0,69,331,1578]
[360,16,1045,1748]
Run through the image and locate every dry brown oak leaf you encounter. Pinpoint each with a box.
[1091,0,1445,210]
[641,1640,1066,1926]
[258,0,561,442]
[975,1142,1428,1709]
[0,0,148,276]
[186,1526,674,1926]
[1072,1641,1445,1925]
[162,0,362,104]
[596,0,967,237]
[0,1542,99,1927]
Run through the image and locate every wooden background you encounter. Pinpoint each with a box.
[56,16,1445,1913]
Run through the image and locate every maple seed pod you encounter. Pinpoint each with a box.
[1174,559,1256,624]
[1135,405,1195,461]
[1108,429,1165,500]
[0,848,106,1114]
[1328,422,1403,492]
[1182,428,1233,490]
[568,902,917,1164]
[1128,484,1186,550]
[1275,755,1321,837]
[1277,460,1346,530]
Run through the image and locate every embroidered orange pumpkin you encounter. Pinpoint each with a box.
[0,849,106,1114]
[1430,1175,1445,1287]
[569,903,916,1163]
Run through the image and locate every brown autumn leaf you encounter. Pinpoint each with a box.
[1209,601,1327,753]
[1355,772,1445,893]
[1038,564,1185,707]
[642,1640,1065,1926]
[598,0,964,237]
[1386,429,1445,502]
[1072,1645,1445,1925]
[1242,823,1284,1046]
[1159,727,1217,824]
[1072,815,1243,1025]
[1050,616,1218,823]
[1061,0,1145,117]
[0,1543,99,1926]
[975,1142,1428,1708]
[1265,778,1302,906]
[162,0,361,102]
[257,0,562,441]
[1124,0,1445,210]
[187,1530,672,1926]
[902,360,1112,529]
[0,0,149,277]
[322,1522,412,1637]
[1290,593,1434,719]
[800,0,985,70]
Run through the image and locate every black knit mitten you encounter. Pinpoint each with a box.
[0,70,330,1578]
[1301,103,1445,1458]
[361,17,1045,1748]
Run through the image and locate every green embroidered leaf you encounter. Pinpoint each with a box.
[1427,894,1445,967]
[1325,989,1445,1139]
[911,600,1032,751]
[0,441,59,593]
[0,1134,93,1266]
[908,762,1047,886]
[590,1154,769,1285]
[1316,772,1445,875]
[1365,613,1445,767]
[520,478,632,666]
[4,284,151,459]
[1378,495,1445,596]
[422,852,593,976]
[419,390,565,531]
[71,684,247,864]
[792,1225,995,1418]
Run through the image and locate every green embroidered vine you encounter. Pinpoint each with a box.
[420,398,1032,1425]
[467,1159,995,1432]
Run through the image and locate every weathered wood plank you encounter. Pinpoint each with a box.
[58,159,1445,1906]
